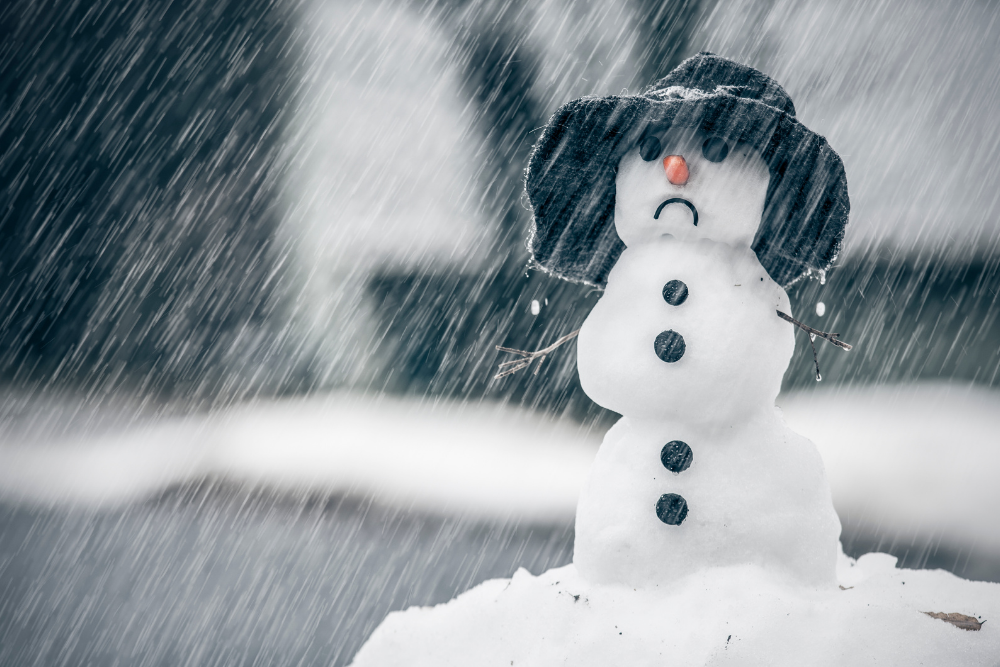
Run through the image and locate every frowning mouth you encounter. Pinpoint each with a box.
[653,198,698,226]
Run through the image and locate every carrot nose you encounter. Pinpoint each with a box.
[663,155,689,185]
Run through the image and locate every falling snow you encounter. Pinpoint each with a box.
[1,0,999,665]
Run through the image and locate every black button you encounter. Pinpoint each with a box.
[655,494,688,525]
[661,280,688,306]
[660,440,692,473]
[654,330,685,363]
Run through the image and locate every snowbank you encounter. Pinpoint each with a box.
[0,383,997,541]
[351,552,998,666]
[777,383,1000,554]
[0,395,599,522]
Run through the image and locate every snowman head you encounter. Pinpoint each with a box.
[614,125,770,249]
[524,53,850,289]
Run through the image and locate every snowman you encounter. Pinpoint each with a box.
[556,56,846,589]
[350,54,998,666]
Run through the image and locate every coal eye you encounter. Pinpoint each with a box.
[702,137,729,163]
[639,136,661,161]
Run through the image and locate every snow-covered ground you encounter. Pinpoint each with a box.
[0,383,997,555]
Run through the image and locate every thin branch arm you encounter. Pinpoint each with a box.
[493,329,580,379]
[776,310,853,351]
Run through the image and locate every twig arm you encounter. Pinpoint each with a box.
[776,310,853,351]
[493,329,581,379]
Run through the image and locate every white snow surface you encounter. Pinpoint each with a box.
[350,552,998,666]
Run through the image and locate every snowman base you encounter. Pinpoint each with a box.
[349,551,998,666]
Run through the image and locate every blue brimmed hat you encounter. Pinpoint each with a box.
[524,52,850,288]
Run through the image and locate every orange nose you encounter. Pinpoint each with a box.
[663,155,689,185]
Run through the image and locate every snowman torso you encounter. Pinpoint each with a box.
[572,134,841,589]
[577,240,792,423]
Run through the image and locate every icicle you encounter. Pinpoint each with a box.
[809,333,822,381]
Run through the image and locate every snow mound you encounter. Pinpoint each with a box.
[351,550,998,666]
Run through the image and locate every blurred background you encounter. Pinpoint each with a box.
[1,0,998,664]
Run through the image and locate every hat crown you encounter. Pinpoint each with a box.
[645,52,796,117]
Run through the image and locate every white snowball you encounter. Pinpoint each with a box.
[816,301,826,316]
[573,409,841,588]
[576,240,792,422]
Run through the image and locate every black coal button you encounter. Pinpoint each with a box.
[655,493,688,525]
[654,330,685,363]
[661,280,688,306]
[660,440,693,473]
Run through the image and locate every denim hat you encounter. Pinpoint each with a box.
[525,52,849,288]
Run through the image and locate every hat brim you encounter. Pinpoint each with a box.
[525,93,849,288]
